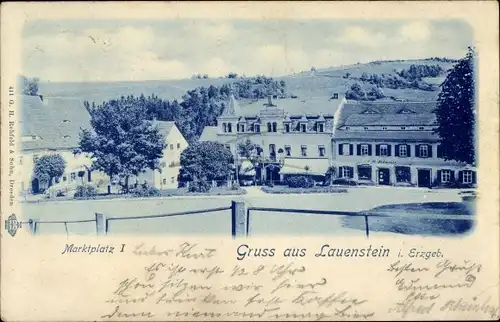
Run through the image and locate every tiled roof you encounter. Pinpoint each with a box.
[334,130,439,142]
[233,96,344,118]
[199,126,219,142]
[20,95,91,151]
[337,101,437,128]
[152,120,175,137]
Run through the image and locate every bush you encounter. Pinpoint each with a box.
[231,183,240,190]
[286,176,315,188]
[74,185,98,198]
[130,182,160,197]
[188,179,211,193]
[332,178,358,186]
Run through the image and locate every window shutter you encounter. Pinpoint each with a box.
[387,145,392,156]
[472,171,477,184]
[437,145,443,158]
[428,144,433,158]
[368,144,372,156]
[338,144,343,155]
[415,144,421,157]
[458,171,464,183]
[349,167,354,178]
[395,144,400,157]
[356,144,361,155]
[407,144,411,157]
[375,145,380,156]
[437,170,442,183]
[349,144,354,155]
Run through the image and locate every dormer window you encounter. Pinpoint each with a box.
[62,119,71,123]
[254,124,260,133]
[63,135,71,139]
[284,123,290,133]
[399,109,415,114]
[301,124,307,133]
[362,110,378,114]
[317,123,325,133]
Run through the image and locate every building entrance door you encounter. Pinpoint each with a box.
[378,168,390,185]
[418,169,432,187]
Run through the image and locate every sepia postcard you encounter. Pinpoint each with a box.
[1,1,499,321]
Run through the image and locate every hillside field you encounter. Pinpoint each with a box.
[38,58,457,104]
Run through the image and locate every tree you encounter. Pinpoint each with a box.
[367,87,385,100]
[33,154,66,188]
[345,82,367,100]
[434,47,476,165]
[237,139,261,184]
[179,141,234,192]
[76,97,167,193]
[21,76,40,96]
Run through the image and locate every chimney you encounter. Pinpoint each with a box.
[39,94,43,102]
[268,95,273,106]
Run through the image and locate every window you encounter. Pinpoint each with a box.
[419,145,428,158]
[254,124,260,133]
[31,135,37,140]
[360,144,369,156]
[225,144,231,150]
[463,170,473,184]
[380,144,388,156]
[400,127,406,130]
[382,127,387,130]
[62,176,67,182]
[240,124,245,133]
[171,177,175,184]
[284,123,290,133]
[227,123,232,133]
[223,123,227,133]
[345,127,350,130]
[301,124,307,133]
[318,123,324,133]
[162,178,167,185]
[318,145,325,157]
[33,154,39,163]
[272,122,277,132]
[419,127,424,130]
[341,167,351,178]
[301,145,307,157]
[177,143,181,149]
[285,145,291,156]
[19,156,23,165]
[169,161,175,167]
[62,119,71,123]
[267,122,272,132]
[342,143,350,156]
[399,145,407,157]
[441,170,452,183]
[170,144,174,150]
[71,172,76,181]
[364,127,369,130]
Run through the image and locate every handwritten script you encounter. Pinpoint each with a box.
[99,242,497,320]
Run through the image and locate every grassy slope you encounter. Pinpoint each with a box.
[38,58,457,103]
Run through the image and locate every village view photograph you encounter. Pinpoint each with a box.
[16,19,476,237]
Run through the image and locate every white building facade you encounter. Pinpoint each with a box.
[332,101,477,187]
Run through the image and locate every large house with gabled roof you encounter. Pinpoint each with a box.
[332,101,477,187]
[199,94,346,182]
[18,94,188,194]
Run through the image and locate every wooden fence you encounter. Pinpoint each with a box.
[27,200,474,237]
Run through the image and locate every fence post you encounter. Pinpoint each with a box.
[28,219,38,236]
[95,213,107,236]
[364,214,370,238]
[231,201,247,238]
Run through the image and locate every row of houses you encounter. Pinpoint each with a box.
[18,95,188,194]
[200,94,476,187]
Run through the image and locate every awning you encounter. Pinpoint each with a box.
[239,160,256,176]
[281,158,330,176]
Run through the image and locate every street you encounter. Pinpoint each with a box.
[20,186,467,236]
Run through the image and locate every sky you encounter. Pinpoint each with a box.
[22,19,473,83]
